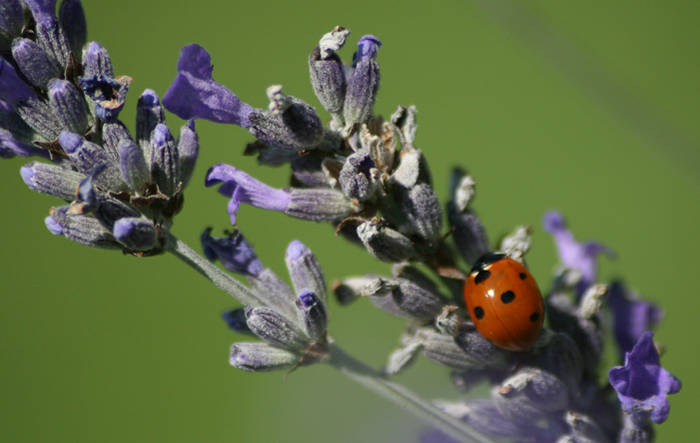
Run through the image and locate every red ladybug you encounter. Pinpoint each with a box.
[463,252,544,351]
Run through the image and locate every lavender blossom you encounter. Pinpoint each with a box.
[609,332,681,425]
[201,227,264,276]
[609,281,663,358]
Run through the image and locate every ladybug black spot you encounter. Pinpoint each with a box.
[501,290,515,304]
[519,272,527,280]
[474,306,485,319]
[529,312,540,322]
[474,270,491,284]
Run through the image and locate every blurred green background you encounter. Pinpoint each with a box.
[1,0,698,441]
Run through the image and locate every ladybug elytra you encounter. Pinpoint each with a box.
[463,253,544,351]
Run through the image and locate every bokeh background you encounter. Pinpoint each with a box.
[1,0,698,441]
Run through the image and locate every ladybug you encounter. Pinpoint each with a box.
[463,252,544,351]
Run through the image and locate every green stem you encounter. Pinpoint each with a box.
[327,344,492,443]
[165,232,492,443]
[164,231,265,306]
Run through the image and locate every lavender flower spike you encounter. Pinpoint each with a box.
[163,44,255,127]
[201,227,264,276]
[205,163,291,224]
[543,211,613,296]
[609,332,681,424]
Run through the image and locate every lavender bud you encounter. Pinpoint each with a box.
[434,399,538,440]
[0,58,36,107]
[286,188,356,221]
[16,98,62,140]
[579,283,608,319]
[500,225,532,261]
[339,151,377,201]
[82,41,113,78]
[295,291,327,342]
[48,79,89,134]
[248,269,296,319]
[0,0,24,38]
[248,87,323,151]
[149,124,179,196]
[244,307,309,351]
[11,38,62,88]
[33,12,71,70]
[112,217,156,251]
[547,293,602,377]
[536,332,583,397]
[416,328,482,369]
[385,336,422,375]
[332,276,374,305]
[59,131,126,192]
[118,140,149,193]
[493,367,569,425]
[177,120,198,187]
[343,35,381,129]
[373,277,444,321]
[59,0,87,60]
[447,204,490,266]
[454,325,508,368]
[20,161,84,201]
[398,183,443,243]
[136,89,164,160]
[229,342,299,372]
[564,411,609,443]
[357,219,417,263]
[46,206,117,249]
[201,228,264,277]
[93,195,140,230]
[390,105,418,147]
[285,240,327,303]
[222,308,251,334]
[309,26,349,118]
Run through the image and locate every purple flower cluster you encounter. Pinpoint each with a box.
[0,0,199,254]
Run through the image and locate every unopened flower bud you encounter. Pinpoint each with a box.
[286,188,357,221]
[11,38,62,88]
[493,367,569,425]
[46,206,117,249]
[416,327,482,370]
[149,124,179,196]
[295,291,327,342]
[357,220,417,263]
[343,35,381,129]
[229,342,299,372]
[309,26,349,118]
[20,161,85,201]
[285,240,327,302]
[364,276,444,322]
[247,269,296,319]
[136,89,165,158]
[59,0,87,60]
[118,140,150,193]
[222,308,251,334]
[177,120,198,187]
[454,325,509,368]
[59,131,126,192]
[48,79,89,134]
[32,9,71,70]
[245,307,309,351]
[339,151,377,201]
[500,225,532,262]
[83,41,114,78]
[112,217,157,251]
[536,332,583,397]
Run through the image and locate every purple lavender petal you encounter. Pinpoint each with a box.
[162,44,255,127]
[353,35,382,65]
[23,0,57,20]
[201,227,264,276]
[205,163,291,224]
[44,215,63,235]
[609,281,664,358]
[609,332,681,424]
[543,211,613,296]
[0,58,37,106]
[79,75,131,122]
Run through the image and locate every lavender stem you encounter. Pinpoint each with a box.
[165,231,265,306]
[327,344,492,443]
